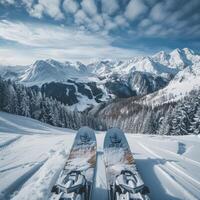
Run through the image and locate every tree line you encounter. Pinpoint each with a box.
[0,77,199,135]
[0,78,106,130]
[98,90,200,135]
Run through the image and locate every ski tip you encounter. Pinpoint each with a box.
[77,126,95,134]
[104,127,126,149]
[106,127,124,135]
[76,126,96,142]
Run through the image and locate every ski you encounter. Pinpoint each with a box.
[104,128,150,200]
[50,127,97,200]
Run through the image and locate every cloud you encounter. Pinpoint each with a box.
[74,10,91,26]
[149,2,169,22]
[114,15,128,27]
[62,0,79,14]
[125,0,148,21]
[81,0,97,17]
[1,0,199,39]
[27,0,64,20]
[139,19,152,28]
[101,0,119,15]
[0,0,200,62]
[0,20,144,65]
[29,4,44,18]
[0,45,143,66]
[0,20,109,48]
[0,0,15,4]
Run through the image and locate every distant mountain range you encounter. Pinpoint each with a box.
[1,48,200,111]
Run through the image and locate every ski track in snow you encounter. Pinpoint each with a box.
[151,145,200,169]
[127,135,200,200]
[2,160,46,200]
[0,112,200,200]
[137,142,200,200]
[0,136,22,149]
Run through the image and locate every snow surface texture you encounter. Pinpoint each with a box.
[0,112,200,200]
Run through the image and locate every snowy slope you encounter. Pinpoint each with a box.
[88,56,176,79]
[19,59,97,86]
[0,112,200,200]
[153,48,200,70]
[0,65,28,81]
[143,62,200,105]
[0,112,76,200]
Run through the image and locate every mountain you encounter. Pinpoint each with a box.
[39,81,110,111]
[19,59,96,85]
[105,71,168,98]
[88,56,177,79]
[152,48,199,70]
[143,62,200,105]
[0,65,26,81]
[1,48,198,85]
[0,48,199,111]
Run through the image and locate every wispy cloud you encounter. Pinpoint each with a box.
[0,20,144,65]
[0,20,108,47]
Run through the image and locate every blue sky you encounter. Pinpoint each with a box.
[0,0,199,65]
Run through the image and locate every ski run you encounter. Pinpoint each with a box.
[0,111,200,200]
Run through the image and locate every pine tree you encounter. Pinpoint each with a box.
[171,103,189,135]
[190,106,200,135]
[158,107,172,135]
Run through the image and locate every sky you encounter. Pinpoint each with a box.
[0,0,200,65]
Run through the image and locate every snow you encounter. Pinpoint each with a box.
[1,48,200,111]
[18,59,99,86]
[128,134,200,200]
[0,112,200,200]
[69,92,99,112]
[1,48,200,87]
[144,62,200,105]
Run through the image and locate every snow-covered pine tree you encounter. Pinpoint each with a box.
[171,102,189,135]
[158,106,172,135]
[190,106,200,135]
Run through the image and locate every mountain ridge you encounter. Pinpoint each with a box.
[1,47,199,85]
[1,48,199,111]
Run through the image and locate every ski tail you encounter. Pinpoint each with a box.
[104,128,150,200]
[51,170,90,200]
[113,170,150,200]
[51,126,96,200]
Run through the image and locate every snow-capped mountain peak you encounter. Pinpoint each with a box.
[182,47,195,55]
[2,48,199,86]
[168,48,200,70]
[18,59,95,85]
[144,61,200,105]
[1,48,200,111]
[152,50,170,62]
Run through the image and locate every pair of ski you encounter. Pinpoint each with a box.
[50,127,150,200]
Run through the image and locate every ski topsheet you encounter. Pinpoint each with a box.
[104,128,150,200]
[51,127,97,200]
